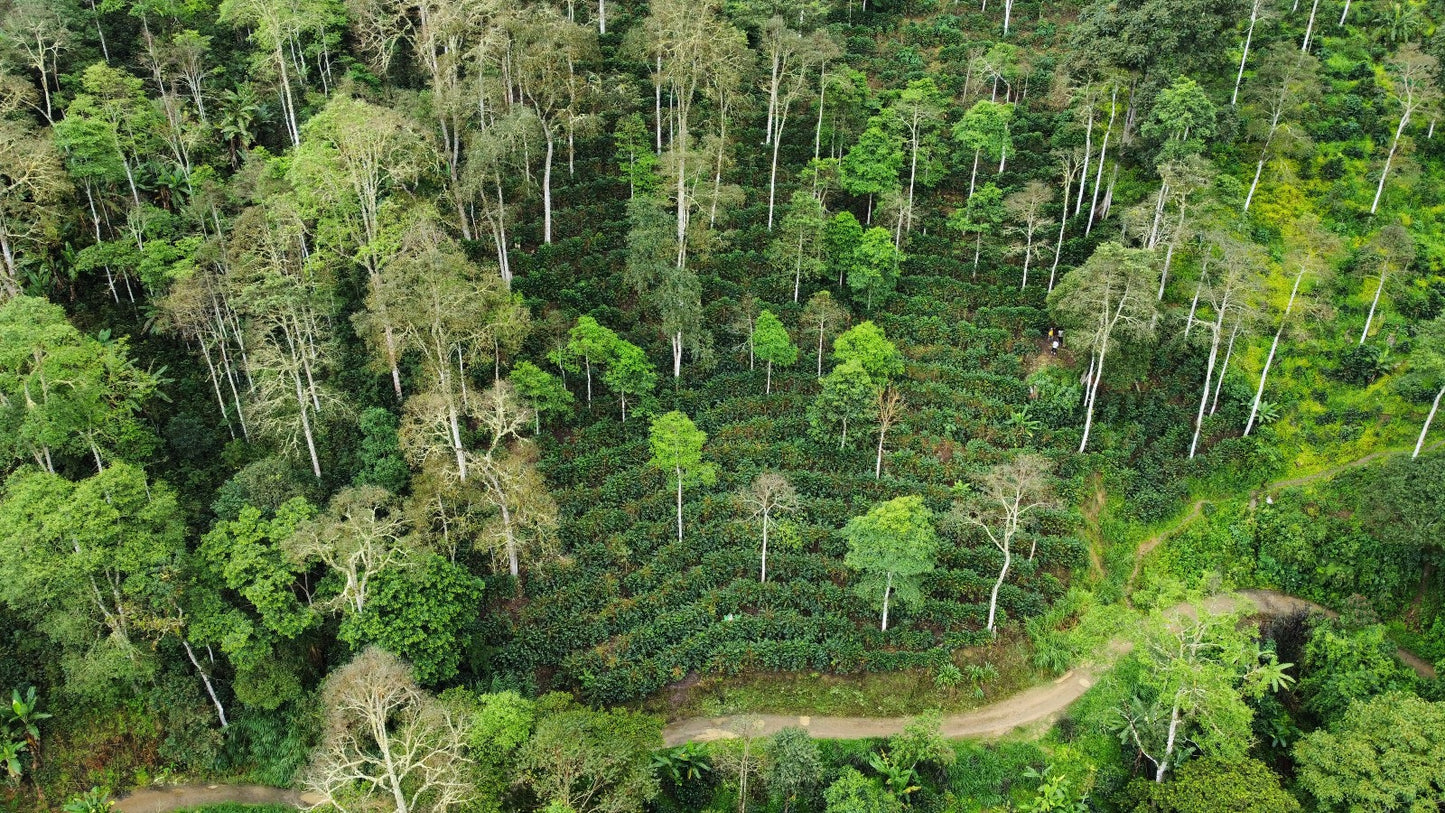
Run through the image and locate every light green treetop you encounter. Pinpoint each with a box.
[843,495,938,631]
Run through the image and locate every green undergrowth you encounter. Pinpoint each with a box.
[644,631,1037,719]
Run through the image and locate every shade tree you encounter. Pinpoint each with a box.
[953,455,1055,633]
[1409,316,1445,458]
[839,119,903,223]
[800,290,850,378]
[1047,242,1160,453]
[752,309,798,394]
[1245,215,1341,436]
[304,647,473,813]
[649,410,716,542]
[833,320,903,382]
[809,358,877,449]
[1113,610,1293,783]
[1370,44,1438,214]
[1358,224,1416,345]
[737,471,798,583]
[843,495,938,632]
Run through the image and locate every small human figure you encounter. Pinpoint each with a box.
[1056,328,1064,348]
[1050,339,1060,355]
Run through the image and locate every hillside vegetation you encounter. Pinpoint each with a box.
[1,0,1443,810]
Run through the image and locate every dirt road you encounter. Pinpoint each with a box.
[660,589,1435,746]
[112,783,322,813]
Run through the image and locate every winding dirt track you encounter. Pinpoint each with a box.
[106,445,1445,807]
[104,589,1437,812]
[112,783,321,813]
[660,589,1435,747]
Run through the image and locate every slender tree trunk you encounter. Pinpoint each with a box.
[1076,107,1094,215]
[1244,134,1273,211]
[1371,112,1409,214]
[768,122,784,230]
[759,512,769,582]
[817,325,826,377]
[1079,339,1108,452]
[1415,386,1443,458]
[1087,94,1116,234]
[1302,0,1321,51]
[1154,697,1183,782]
[181,638,228,728]
[875,422,886,478]
[294,370,322,479]
[815,66,827,160]
[881,570,893,631]
[676,473,684,542]
[987,538,1010,632]
[1021,230,1033,290]
[543,132,554,243]
[1361,270,1388,343]
[1339,0,1351,25]
[969,149,981,199]
[1211,320,1241,414]
[1190,311,1225,458]
[1050,169,1071,291]
[598,0,605,33]
[1233,7,1259,105]
[449,403,468,481]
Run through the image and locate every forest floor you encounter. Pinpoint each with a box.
[660,588,1435,746]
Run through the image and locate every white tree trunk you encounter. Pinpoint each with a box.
[1233,7,1259,105]
[1079,340,1108,453]
[1190,311,1225,458]
[1361,271,1388,343]
[881,570,893,631]
[1246,266,1305,435]
[1211,320,1241,415]
[676,472,685,542]
[181,638,228,728]
[1416,386,1443,458]
[542,133,554,243]
[1371,113,1408,214]
[1156,697,1183,782]
[759,510,770,583]
[1050,170,1071,291]
[1302,0,1321,51]
[987,539,1010,632]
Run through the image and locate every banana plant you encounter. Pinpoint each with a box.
[0,738,24,783]
[865,748,921,798]
[7,686,51,773]
[650,742,713,784]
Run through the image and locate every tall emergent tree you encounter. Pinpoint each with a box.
[738,471,798,583]
[304,647,472,813]
[753,309,798,394]
[1114,611,1293,783]
[1411,316,1445,458]
[649,411,716,542]
[954,455,1054,633]
[1048,242,1159,453]
[1370,44,1439,215]
[1245,216,1340,435]
[843,495,938,631]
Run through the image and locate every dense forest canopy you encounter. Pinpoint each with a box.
[1,0,1444,809]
